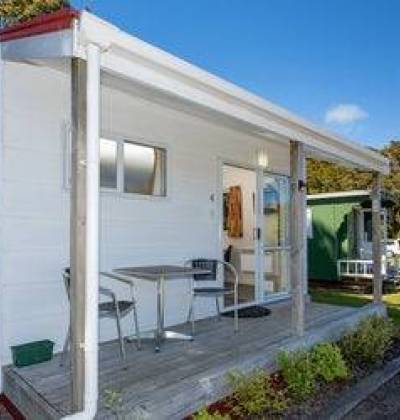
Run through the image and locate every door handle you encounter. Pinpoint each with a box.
[254,228,261,241]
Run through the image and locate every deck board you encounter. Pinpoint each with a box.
[3,302,379,419]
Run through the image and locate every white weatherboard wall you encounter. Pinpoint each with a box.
[1,60,71,368]
[0,60,290,366]
[0,48,4,392]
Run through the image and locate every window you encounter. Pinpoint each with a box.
[99,138,167,196]
[123,142,166,196]
[363,211,373,242]
[263,175,290,248]
[100,139,117,189]
[361,209,386,244]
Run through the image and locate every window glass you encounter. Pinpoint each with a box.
[123,141,166,196]
[263,176,289,247]
[363,211,373,242]
[100,139,117,189]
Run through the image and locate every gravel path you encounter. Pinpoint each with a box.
[344,372,400,419]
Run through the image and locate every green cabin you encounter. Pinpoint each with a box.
[307,190,391,282]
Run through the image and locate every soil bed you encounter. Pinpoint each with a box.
[343,372,400,420]
[190,334,400,419]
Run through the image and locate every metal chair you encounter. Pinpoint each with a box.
[185,259,239,335]
[61,268,141,365]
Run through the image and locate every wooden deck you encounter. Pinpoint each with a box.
[2,302,385,420]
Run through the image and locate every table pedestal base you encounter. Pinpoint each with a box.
[127,330,193,352]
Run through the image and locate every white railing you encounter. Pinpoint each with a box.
[337,258,386,280]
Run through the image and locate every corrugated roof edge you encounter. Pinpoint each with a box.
[0,7,80,42]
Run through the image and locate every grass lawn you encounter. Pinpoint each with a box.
[310,288,400,325]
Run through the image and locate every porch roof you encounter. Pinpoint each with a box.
[0,9,389,174]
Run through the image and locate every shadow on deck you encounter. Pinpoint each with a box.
[2,301,385,420]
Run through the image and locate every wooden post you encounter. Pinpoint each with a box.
[302,154,308,295]
[70,57,87,412]
[290,141,306,336]
[0,47,4,394]
[372,172,383,304]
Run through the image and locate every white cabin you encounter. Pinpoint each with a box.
[0,8,389,417]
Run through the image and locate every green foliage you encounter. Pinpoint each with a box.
[226,369,288,416]
[277,351,316,401]
[339,315,395,366]
[307,140,400,238]
[0,0,68,27]
[103,388,123,416]
[278,344,349,401]
[310,343,349,382]
[192,408,230,420]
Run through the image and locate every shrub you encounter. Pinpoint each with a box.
[192,408,230,420]
[310,343,349,382]
[277,350,316,401]
[0,0,68,27]
[226,369,287,416]
[339,315,395,367]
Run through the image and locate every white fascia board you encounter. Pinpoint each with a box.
[1,29,74,61]
[308,190,371,200]
[75,12,389,174]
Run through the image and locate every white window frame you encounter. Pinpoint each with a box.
[64,128,169,199]
[102,136,168,198]
[307,207,313,239]
[99,138,119,192]
[359,208,387,245]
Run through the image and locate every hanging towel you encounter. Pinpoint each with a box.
[228,186,243,238]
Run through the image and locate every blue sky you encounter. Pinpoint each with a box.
[72,0,399,148]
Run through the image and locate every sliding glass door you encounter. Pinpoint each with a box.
[261,174,291,300]
[220,164,291,307]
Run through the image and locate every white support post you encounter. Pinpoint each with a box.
[372,172,382,304]
[0,42,4,394]
[66,43,100,420]
[290,141,306,336]
[84,42,100,419]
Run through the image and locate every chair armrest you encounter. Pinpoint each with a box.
[100,271,135,286]
[100,271,138,304]
[99,286,117,301]
[219,260,239,286]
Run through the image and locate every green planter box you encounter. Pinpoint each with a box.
[11,340,54,368]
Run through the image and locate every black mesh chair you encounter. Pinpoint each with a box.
[185,259,239,335]
[61,268,141,365]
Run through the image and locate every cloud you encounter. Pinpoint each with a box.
[324,104,369,125]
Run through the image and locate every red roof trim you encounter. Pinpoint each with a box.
[0,8,80,42]
[0,393,25,420]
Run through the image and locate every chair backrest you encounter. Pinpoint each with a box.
[191,259,218,281]
[224,245,232,263]
[63,267,71,300]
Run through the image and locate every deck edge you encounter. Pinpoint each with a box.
[3,366,64,420]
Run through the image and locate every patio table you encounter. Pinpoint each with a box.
[113,265,210,352]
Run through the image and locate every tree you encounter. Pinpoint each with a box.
[307,140,400,238]
[0,0,69,27]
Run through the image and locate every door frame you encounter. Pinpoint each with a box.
[261,171,292,303]
[217,159,263,309]
[217,160,292,308]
